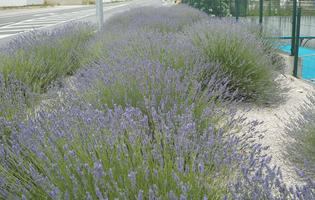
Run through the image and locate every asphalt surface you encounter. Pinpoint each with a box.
[0,0,166,45]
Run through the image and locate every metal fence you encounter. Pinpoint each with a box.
[182,0,315,80]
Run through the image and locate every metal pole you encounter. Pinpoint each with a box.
[214,0,217,16]
[96,0,104,29]
[259,0,263,24]
[268,0,271,16]
[219,0,222,17]
[236,0,240,21]
[291,0,297,56]
[245,0,248,17]
[293,7,301,78]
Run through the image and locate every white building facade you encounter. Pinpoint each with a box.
[0,0,44,7]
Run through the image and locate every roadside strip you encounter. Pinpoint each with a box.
[0,3,129,40]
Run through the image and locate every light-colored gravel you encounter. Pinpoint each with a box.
[240,73,315,187]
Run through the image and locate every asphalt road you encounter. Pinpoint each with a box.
[0,0,166,44]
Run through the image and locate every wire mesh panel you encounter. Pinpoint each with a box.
[181,0,315,80]
[181,0,233,16]
[184,0,315,79]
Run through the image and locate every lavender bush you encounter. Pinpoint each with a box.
[84,6,207,68]
[0,55,248,199]
[284,95,315,179]
[0,5,314,200]
[88,7,283,105]
[104,5,208,33]
[0,22,94,94]
[0,72,37,124]
[182,19,283,104]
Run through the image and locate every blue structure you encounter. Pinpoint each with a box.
[278,43,315,81]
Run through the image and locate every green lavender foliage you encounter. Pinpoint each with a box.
[1,5,313,200]
[0,22,94,94]
[0,22,94,121]
[284,95,315,179]
[183,19,282,104]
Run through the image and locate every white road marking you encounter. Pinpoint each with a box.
[17,21,65,24]
[32,14,47,17]
[0,3,130,40]
[0,28,33,32]
[0,25,43,29]
[0,34,14,39]
[0,6,88,18]
[0,22,14,27]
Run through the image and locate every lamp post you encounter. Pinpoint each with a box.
[96,0,104,29]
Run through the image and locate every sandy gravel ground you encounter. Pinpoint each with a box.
[240,73,315,187]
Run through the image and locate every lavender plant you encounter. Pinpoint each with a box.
[104,5,208,33]
[0,22,94,94]
[0,96,243,199]
[84,6,207,69]
[0,71,39,125]
[0,51,251,199]
[182,19,282,105]
[1,4,314,200]
[89,6,283,105]
[284,95,315,179]
[0,6,249,199]
[229,143,315,200]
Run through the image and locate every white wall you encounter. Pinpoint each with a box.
[27,0,44,5]
[45,0,83,5]
[45,0,120,5]
[0,0,27,7]
[0,0,44,7]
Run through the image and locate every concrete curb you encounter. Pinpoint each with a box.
[278,51,303,79]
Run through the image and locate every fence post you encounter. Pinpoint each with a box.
[214,0,217,16]
[259,0,263,24]
[236,0,240,21]
[293,7,301,78]
[219,0,222,17]
[291,0,297,56]
[244,0,248,17]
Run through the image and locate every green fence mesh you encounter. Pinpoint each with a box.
[181,0,315,79]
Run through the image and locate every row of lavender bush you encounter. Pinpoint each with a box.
[88,6,284,105]
[0,23,94,122]
[284,95,315,181]
[0,5,314,199]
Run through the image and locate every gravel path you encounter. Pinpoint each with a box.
[241,73,315,187]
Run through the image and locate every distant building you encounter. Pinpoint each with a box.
[0,0,44,7]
